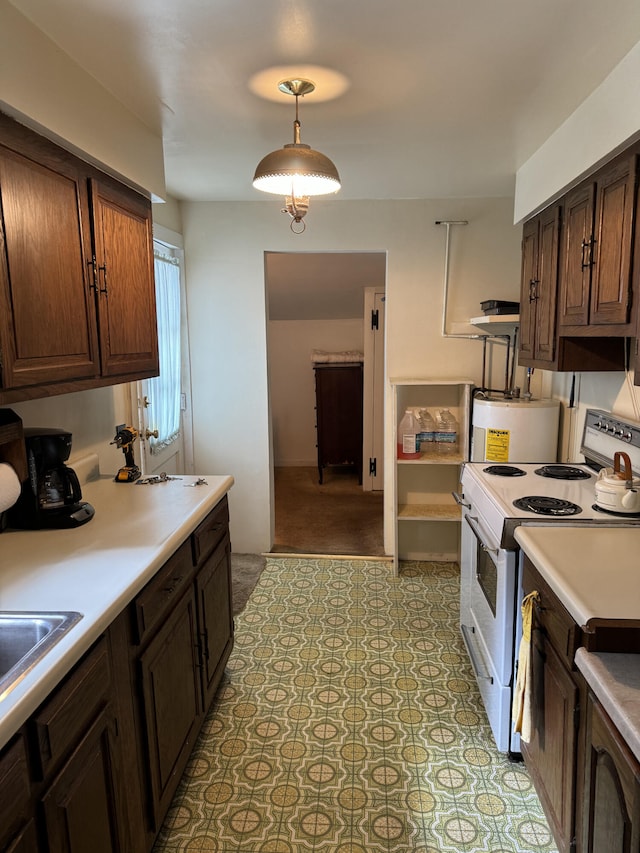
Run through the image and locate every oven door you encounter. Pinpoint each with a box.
[460,506,519,752]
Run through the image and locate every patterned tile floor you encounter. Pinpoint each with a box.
[152,557,558,853]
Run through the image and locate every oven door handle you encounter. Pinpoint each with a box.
[464,514,499,556]
[460,624,494,684]
[452,491,470,508]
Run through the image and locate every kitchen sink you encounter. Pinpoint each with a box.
[0,611,83,699]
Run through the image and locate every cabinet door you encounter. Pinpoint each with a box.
[0,734,34,851]
[89,179,158,378]
[5,820,39,853]
[41,707,123,853]
[583,695,640,853]
[197,535,234,711]
[590,155,636,326]
[518,205,560,367]
[0,145,99,388]
[522,624,578,853]
[534,204,561,363]
[518,217,539,362]
[559,182,595,327]
[139,586,202,831]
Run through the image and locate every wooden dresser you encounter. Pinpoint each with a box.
[313,362,363,484]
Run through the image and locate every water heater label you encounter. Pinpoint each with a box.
[486,428,510,462]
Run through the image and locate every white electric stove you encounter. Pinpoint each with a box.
[456,408,640,755]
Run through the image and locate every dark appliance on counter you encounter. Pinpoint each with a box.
[8,428,95,529]
[454,408,640,756]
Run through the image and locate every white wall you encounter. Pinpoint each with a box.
[180,196,522,554]
[268,319,364,466]
[0,1,165,199]
[515,41,640,222]
[514,40,640,465]
[8,385,131,476]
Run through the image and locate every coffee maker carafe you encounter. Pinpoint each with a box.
[8,428,95,529]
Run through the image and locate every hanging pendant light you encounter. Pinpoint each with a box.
[253,79,340,232]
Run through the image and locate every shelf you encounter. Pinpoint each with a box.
[469,314,519,329]
[392,380,472,570]
[397,451,464,465]
[398,503,462,522]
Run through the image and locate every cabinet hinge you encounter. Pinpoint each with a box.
[371,309,379,330]
[574,701,581,731]
[369,458,377,476]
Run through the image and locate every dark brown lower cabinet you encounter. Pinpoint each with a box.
[524,629,579,852]
[139,587,203,830]
[4,821,39,853]
[0,734,37,852]
[41,707,123,853]
[522,557,582,853]
[0,495,234,853]
[583,693,640,853]
[197,536,234,710]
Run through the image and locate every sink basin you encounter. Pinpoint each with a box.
[0,611,83,699]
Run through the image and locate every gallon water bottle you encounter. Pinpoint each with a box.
[435,409,458,456]
[417,408,436,453]
[397,409,421,459]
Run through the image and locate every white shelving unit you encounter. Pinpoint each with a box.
[391,379,473,570]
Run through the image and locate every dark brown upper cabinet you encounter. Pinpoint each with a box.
[0,113,158,403]
[559,153,637,334]
[518,203,561,368]
[89,179,158,378]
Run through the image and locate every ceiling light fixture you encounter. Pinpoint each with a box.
[253,79,340,233]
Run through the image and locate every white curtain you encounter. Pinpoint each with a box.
[148,249,181,454]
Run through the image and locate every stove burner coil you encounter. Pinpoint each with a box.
[592,504,640,519]
[534,465,591,480]
[483,465,526,477]
[513,496,583,516]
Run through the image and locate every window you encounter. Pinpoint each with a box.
[147,245,182,453]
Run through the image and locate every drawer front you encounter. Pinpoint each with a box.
[523,559,578,669]
[32,637,111,779]
[134,540,194,644]
[0,734,31,844]
[191,496,229,568]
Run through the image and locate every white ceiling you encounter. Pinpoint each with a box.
[9,0,640,204]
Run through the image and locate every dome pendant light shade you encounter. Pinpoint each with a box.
[252,78,341,201]
[253,143,341,196]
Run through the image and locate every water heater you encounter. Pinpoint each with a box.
[471,397,560,463]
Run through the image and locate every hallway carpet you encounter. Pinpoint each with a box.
[273,467,385,557]
[152,557,557,853]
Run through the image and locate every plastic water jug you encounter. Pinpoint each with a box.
[435,409,458,456]
[397,409,421,459]
[417,409,436,453]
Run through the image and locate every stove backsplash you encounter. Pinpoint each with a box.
[551,370,640,464]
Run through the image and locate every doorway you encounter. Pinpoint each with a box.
[265,251,386,556]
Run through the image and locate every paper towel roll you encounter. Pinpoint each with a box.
[0,463,21,512]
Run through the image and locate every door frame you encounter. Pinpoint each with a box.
[127,225,194,475]
[362,287,385,491]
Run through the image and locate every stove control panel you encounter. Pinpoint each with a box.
[582,409,640,472]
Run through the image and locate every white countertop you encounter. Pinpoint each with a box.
[576,649,640,764]
[514,526,640,629]
[0,472,233,749]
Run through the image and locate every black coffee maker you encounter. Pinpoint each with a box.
[8,428,95,529]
